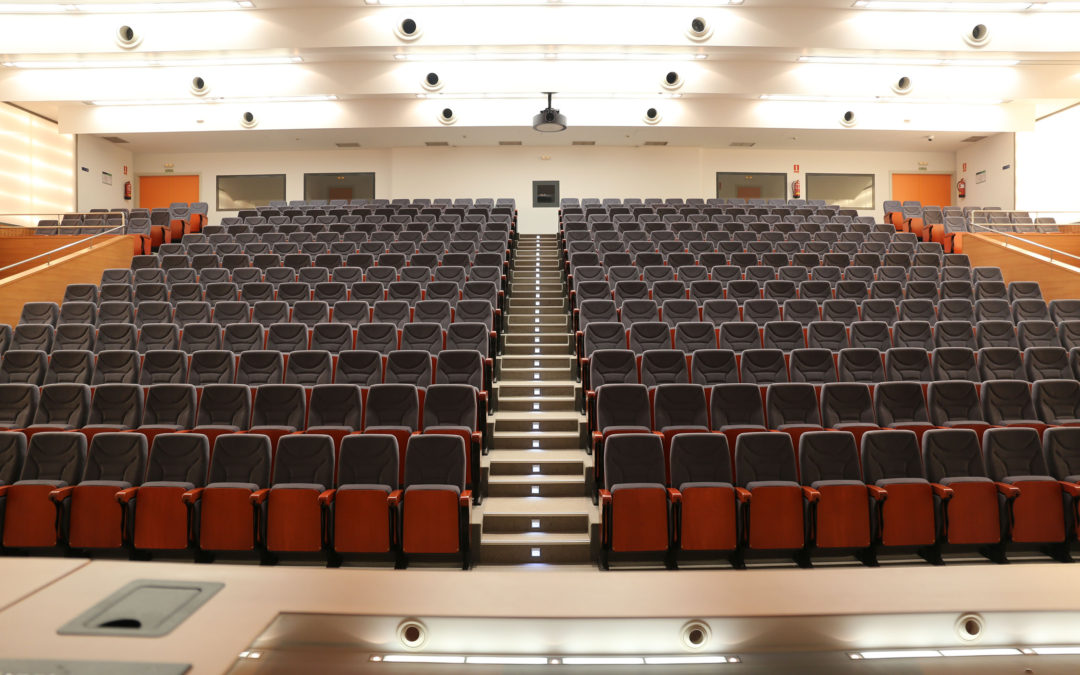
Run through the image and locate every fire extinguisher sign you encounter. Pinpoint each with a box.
[793,164,800,174]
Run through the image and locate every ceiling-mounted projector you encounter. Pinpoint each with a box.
[533,92,567,132]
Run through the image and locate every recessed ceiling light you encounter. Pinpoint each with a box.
[797,55,1019,66]
[0,1,257,12]
[393,52,706,62]
[853,1,1035,10]
[89,94,336,106]
[4,56,301,69]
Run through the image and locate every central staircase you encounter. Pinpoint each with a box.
[476,234,598,565]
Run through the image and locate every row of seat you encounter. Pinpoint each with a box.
[599,426,1080,568]
[0,346,490,394]
[575,298,1066,335]
[0,431,472,567]
[19,295,498,328]
[582,345,1080,390]
[1,318,494,357]
[59,280,501,309]
[0,380,485,488]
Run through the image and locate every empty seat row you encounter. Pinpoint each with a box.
[599,426,1080,567]
[0,431,471,567]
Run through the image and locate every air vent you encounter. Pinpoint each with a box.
[335,142,361,148]
[961,135,989,143]
[571,140,596,146]
[643,141,668,146]
[425,141,450,147]
[729,141,756,148]
[498,141,522,146]
[102,136,129,144]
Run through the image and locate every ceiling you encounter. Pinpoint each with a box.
[88,125,985,153]
[2,0,1079,151]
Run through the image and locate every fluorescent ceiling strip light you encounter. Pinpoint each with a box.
[1032,647,1080,655]
[797,56,1020,66]
[561,657,646,665]
[3,56,301,69]
[854,650,943,659]
[760,93,1005,104]
[853,1,1034,10]
[0,1,253,12]
[464,656,551,665]
[381,655,466,664]
[371,0,740,5]
[416,92,681,99]
[939,648,1022,657]
[394,52,706,61]
[89,94,337,106]
[642,655,735,664]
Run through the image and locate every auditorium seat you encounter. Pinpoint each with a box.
[399,434,471,568]
[0,432,86,550]
[599,433,672,569]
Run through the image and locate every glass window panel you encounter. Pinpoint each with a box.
[216,174,286,210]
[806,173,875,209]
[715,172,787,201]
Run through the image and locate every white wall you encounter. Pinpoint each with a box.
[1016,106,1080,223]
[76,135,134,212]
[134,144,957,233]
[955,133,1015,211]
[0,103,74,227]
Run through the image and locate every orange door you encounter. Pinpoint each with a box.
[139,175,200,210]
[892,173,952,207]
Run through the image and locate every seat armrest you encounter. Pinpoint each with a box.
[867,485,887,501]
[318,489,336,506]
[735,487,752,503]
[388,489,402,506]
[599,489,612,506]
[801,486,821,503]
[994,482,1021,499]
[49,486,76,503]
[0,485,10,497]
[931,483,954,500]
[666,488,681,503]
[116,487,139,504]
[1059,481,1080,498]
[249,488,270,505]
[181,487,205,504]
[459,490,472,507]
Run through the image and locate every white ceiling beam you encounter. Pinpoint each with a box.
[3,59,1079,101]
[55,96,1034,134]
[1,6,1080,55]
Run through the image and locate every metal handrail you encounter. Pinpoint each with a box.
[0,211,130,230]
[968,221,1080,267]
[0,224,127,276]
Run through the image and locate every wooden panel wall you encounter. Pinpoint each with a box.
[960,233,1080,301]
[0,236,132,327]
[0,235,96,275]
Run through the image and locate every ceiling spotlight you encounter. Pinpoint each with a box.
[533,92,567,132]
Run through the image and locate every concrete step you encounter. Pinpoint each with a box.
[488,451,585,476]
[477,532,592,564]
[482,513,591,534]
[505,316,571,330]
[502,342,573,356]
[503,333,573,348]
[485,473,588,498]
[500,355,573,370]
[508,297,567,310]
[495,417,580,433]
[493,430,581,450]
[498,366,573,382]
[497,394,578,412]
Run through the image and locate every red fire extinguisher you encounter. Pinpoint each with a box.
[791,179,801,199]
[957,178,966,199]
[124,181,132,201]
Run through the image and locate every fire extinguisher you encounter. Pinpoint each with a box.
[791,179,801,199]
[124,181,132,201]
[957,178,966,199]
